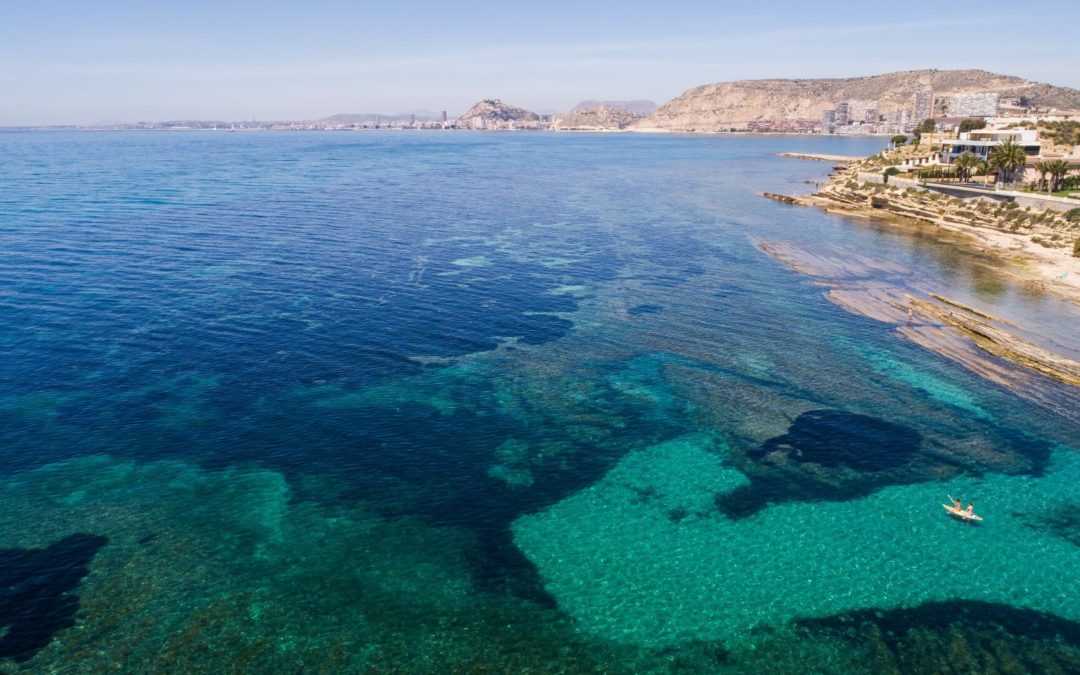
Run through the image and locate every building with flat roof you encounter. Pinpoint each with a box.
[949,93,1000,118]
[835,101,849,127]
[914,90,933,122]
[940,128,1040,165]
[821,109,835,134]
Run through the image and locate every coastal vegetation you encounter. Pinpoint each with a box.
[1009,120,1080,154]
[987,139,1028,184]
[1041,120,1080,147]
[958,118,988,133]
[1033,159,1074,192]
[953,151,986,182]
[912,118,937,144]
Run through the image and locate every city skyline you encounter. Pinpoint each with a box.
[3,0,1080,126]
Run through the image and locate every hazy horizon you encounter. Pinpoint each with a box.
[4,0,1079,126]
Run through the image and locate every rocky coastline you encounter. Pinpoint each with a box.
[774,154,1080,303]
[761,153,1080,412]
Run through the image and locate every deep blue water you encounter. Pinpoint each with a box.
[1,130,1078,672]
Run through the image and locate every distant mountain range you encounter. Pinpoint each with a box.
[35,70,1080,133]
[635,69,1080,133]
[322,110,441,123]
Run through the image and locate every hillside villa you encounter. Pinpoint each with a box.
[940,129,1041,166]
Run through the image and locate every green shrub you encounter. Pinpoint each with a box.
[1066,208,1080,223]
[1074,238,1080,257]
[959,119,987,133]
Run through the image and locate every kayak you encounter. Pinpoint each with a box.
[943,504,983,521]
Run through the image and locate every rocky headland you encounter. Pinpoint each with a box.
[635,70,1080,133]
[458,99,540,126]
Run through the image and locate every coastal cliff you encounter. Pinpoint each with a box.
[636,70,1080,133]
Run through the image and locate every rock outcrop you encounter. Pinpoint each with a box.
[636,70,1080,133]
[572,99,658,116]
[553,104,643,130]
[457,99,539,127]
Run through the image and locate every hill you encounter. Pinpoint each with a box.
[573,100,658,116]
[553,104,644,131]
[457,99,539,127]
[636,70,1080,133]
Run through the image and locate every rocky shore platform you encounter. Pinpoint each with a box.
[770,151,1080,304]
[777,152,866,163]
[760,148,1080,415]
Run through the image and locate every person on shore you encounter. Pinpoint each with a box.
[906,307,914,324]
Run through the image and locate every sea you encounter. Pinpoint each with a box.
[1,130,1078,673]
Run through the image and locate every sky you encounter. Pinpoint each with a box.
[2,0,1079,126]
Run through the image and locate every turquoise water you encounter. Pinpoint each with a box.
[1,130,1078,672]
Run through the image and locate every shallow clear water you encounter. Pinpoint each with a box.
[1,130,1078,672]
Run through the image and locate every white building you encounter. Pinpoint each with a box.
[949,93,1000,118]
[821,109,836,134]
[940,128,1040,165]
[835,101,849,126]
[914,90,933,122]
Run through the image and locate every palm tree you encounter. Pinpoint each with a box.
[975,159,989,182]
[1046,159,1072,192]
[987,139,1029,185]
[1034,160,1052,191]
[954,151,980,182]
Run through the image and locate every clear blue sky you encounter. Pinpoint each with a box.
[3,0,1078,125]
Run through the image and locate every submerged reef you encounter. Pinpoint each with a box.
[514,434,1080,649]
[0,534,107,662]
[799,600,1080,674]
[0,456,657,673]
